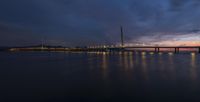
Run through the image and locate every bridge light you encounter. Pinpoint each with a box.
[142,52,146,55]
[191,52,196,56]
[149,52,154,55]
[168,52,173,55]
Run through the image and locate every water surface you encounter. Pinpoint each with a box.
[1,52,200,102]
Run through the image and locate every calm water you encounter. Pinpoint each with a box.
[1,52,200,102]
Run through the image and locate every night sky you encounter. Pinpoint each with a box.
[1,0,200,46]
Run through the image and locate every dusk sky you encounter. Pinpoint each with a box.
[1,0,200,46]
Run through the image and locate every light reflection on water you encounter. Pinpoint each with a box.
[168,51,175,80]
[141,52,148,80]
[124,52,129,71]
[102,52,108,78]
[129,52,134,69]
[88,51,200,83]
[93,51,200,84]
[190,53,197,81]
[1,52,200,101]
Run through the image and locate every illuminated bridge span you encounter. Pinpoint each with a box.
[85,46,200,53]
[124,46,200,53]
[8,27,200,53]
[9,46,200,53]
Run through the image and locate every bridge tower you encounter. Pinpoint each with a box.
[120,26,124,47]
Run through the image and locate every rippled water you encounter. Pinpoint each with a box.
[1,52,200,102]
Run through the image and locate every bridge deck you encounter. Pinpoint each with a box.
[122,46,200,48]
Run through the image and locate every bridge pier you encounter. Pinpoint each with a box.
[175,48,177,53]
[175,48,179,53]
[155,47,160,53]
[198,47,200,53]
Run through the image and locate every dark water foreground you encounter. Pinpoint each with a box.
[1,52,200,102]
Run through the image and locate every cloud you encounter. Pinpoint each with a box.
[0,0,200,46]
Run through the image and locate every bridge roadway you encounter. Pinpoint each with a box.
[9,46,200,53]
[123,46,200,53]
[86,46,200,53]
